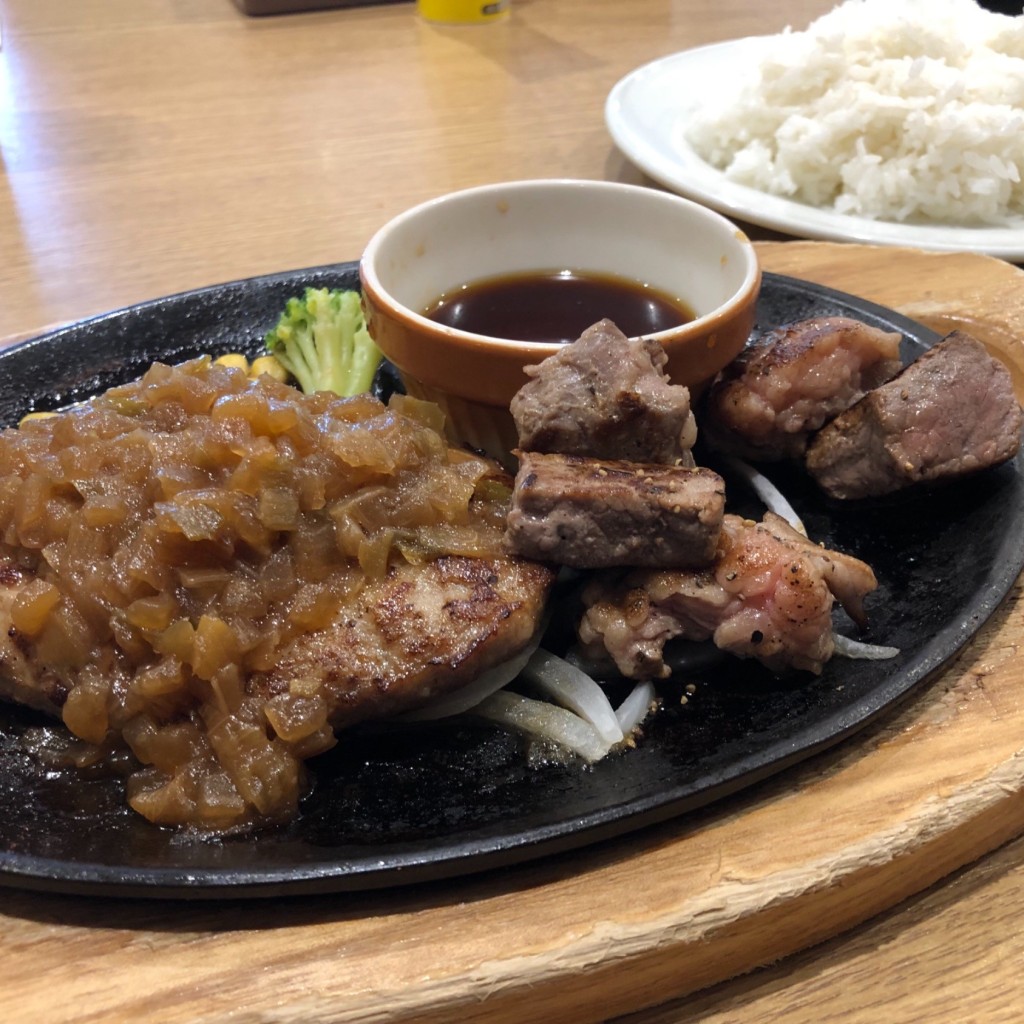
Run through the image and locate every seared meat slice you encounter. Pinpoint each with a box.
[0,549,554,827]
[506,451,725,569]
[257,555,554,729]
[806,331,1023,500]
[705,316,902,460]
[1,554,553,727]
[510,319,698,464]
[578,512,877,678]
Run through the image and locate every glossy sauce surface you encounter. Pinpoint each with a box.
[424,270,695,344]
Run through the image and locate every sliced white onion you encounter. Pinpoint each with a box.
[398,633,541,721]
[474,690,612,762]
[721,454,807,536]
[522,648,624,746]
[615,680,657,736]
[833,633,901,660]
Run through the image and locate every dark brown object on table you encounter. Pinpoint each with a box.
[506,450,725,569]
[234,0,409,15]
[510,318,698,466]
[806,331,1024,500]
[254,554,554,728]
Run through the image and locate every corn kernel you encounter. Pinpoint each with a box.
[214,353,249,372]
[18,411,57,426]
[249,355,289,383]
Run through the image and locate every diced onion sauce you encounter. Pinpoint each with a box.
[0,358,510,830]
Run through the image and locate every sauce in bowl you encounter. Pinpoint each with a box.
[423,270,695,345]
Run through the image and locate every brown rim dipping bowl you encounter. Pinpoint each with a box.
[359,179,761,463]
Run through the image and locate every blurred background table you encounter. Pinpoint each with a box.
[0,0,833,340]
[3,2,1024,1022]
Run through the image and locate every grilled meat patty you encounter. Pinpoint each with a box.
[0,554,553,726]
[0,360,554,830]
[256,554,553,730]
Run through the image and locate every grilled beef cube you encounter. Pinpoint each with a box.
[506,451,725,569]
[704,316,903,461]
[806,331,1023,500]
[510,319,697,465]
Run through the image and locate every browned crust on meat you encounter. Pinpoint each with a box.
[706,317,903,461]
[510,319,696,464]
[256,555,555,729]
[506,452,725,569]
[722,318,900,379]
[0,549,554,730]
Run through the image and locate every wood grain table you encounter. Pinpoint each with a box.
[4,2,1024,1022]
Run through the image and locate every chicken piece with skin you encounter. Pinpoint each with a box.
[704,316,903,461]
[578,512,878,679]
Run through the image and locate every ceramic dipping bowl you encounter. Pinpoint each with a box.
[359,178,761,461]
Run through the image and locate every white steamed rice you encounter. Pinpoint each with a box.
[685,0,1024,226]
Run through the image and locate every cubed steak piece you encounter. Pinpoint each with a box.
[506,451,725,569]
[704,316,903,460]
[806,331,1023,500]
[577,512,878,679]
[510,318,698,464]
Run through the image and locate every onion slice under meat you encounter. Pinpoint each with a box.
[521,648,624,746]
[398,633,542,721]
[474,690,611,762]
[615,681,657,736]
[833,633,900,660]
[720,454,807,535]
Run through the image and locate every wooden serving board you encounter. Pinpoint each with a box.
[3,242,1024,1024]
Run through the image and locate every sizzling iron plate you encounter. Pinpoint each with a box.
[0,265,1020,898]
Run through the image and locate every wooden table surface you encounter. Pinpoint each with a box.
[3,1,1024,1022]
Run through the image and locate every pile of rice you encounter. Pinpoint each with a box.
[685,0,1024,226]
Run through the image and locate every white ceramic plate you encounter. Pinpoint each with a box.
[605,37,1024,260]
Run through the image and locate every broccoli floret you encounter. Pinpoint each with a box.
[264,287,383,397]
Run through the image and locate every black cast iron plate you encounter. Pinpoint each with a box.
[0,265,1020,898]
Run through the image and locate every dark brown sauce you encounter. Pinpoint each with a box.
[423,270,695,344]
